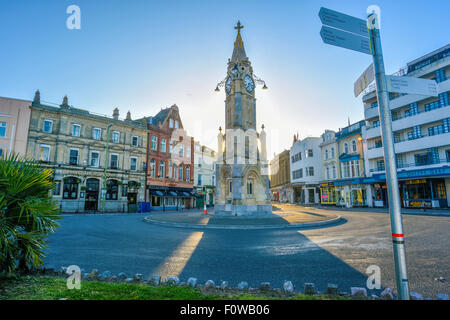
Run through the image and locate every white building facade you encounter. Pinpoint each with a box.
[319,130,339,205]
[362,44,450,208]
[194,141,216,207]
[289,137,322,204]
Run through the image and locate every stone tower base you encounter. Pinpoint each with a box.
[214,204,273,216]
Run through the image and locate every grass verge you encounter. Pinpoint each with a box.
[0,275,354,300]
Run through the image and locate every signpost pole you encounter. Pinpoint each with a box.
[367,12,410,300]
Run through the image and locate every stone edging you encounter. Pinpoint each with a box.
[142,215,343,230]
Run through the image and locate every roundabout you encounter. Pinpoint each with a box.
[144,204,342,230]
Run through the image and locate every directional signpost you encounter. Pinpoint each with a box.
[354,63,374,97]
[319,6,412,300]
[387,75,439,96]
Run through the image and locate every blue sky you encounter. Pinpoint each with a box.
[0,0,448,158]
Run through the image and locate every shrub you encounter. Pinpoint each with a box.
[0,154,61,274]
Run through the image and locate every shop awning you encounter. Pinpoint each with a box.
[149,190,165,197]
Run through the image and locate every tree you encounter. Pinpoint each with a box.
[0,154,61,274]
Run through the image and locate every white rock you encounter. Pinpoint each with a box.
[435,294,449,300]
[410,292,423,300]
[204,280,215,289]
[283,281,294,293]
[351,287,367,297]
[187,277,198,288]
[237,281,249,290]
[167,276,180,286]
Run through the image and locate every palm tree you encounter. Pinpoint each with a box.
[0,154,61,274]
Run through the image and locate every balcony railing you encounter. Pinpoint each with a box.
[370,157,450,172]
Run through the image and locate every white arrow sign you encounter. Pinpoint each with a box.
[320,26,372,55]
[319,7,369,38]
[387,76,439,97]
[354,63,375,97]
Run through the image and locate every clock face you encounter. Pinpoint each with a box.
[244,75,255,93]
[225,76,232,93]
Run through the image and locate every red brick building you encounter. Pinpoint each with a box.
[145,104,197,210]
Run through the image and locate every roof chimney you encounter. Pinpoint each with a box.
[113,107,119,120]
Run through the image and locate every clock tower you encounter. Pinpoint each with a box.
[214,21,272,216]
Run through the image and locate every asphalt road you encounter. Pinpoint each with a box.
[43,205,450,298]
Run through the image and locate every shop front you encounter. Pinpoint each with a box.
[320,182,337,205]
[334,178,368,207]
[148,186,197,211]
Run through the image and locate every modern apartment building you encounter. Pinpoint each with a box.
[362,44,450,208]
[289,136,322,204]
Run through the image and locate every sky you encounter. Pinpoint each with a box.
[0,0,449,160]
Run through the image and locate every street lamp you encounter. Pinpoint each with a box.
[102,123,113,214]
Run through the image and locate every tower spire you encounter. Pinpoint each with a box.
[231,21,247,62]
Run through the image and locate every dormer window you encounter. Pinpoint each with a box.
[169,119,174,128]
[175,120,179,129]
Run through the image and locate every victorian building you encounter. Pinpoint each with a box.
[289,136,322,204]
[193,141,216,208]
[215,21,272,215]
[269,149,291,203]
[143,104,197,211]
[334,120,367,207]
[319,130,338,205]
[362,44,450,208]
[0,96,32,157]
[26,92,148,213]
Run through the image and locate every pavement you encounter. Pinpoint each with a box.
[44,204,449,298]
[144,204,341,229]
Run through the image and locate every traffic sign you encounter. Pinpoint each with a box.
[319,7,369,38]
[387,75,439,96]
[320,26,372,55]
[354,63,374,97]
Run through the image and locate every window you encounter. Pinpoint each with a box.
[69,149,79,165]
[110,154,119,169]
[93,128,102,140]
[344,142,349,154]
[0,149,3,157]
[435,68,446,83]
[130,157,138,171]
[132,136,139,147]
[72,124,80,137]
[187,145,191,159]
[326,167,330,180]
[247,180,253,195]
[112,131,120,143]
[106,180,118,200]
[161,138,166,153]
[371,101,378,109]
[186,166,190,181]
[332,166,336,179]
[293,169,303,179]
[408,125,421,140]
[306,167,314,176]
[150,159,156,177]
[148,136,156,151]
[43,120,53,133]
[53,180,61,196]
[415,153,429,166]
[63,177,78,199]
[175,120,179,129]
[307,149,313,158]
[39,145,51,162]
[168,160,173,178]
[179,144,184,157]
[228,180,233,194]
[325,149,328,160]
[428,125,444,136]
[90,151,99,167]
[179,165,183,181]
[0,122,7,137]
[169,141,174,153]
[159,161,165,177]
[198,174,202,186]
[169,119,174,128]
[351,140,357,153]
[331,147,335,158]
